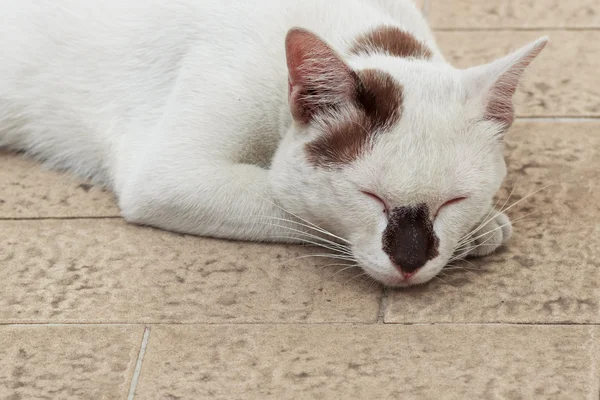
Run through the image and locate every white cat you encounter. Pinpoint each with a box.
[0,0,547,287]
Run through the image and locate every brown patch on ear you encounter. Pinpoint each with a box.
[305,69,403,167]
[350,26,433,59]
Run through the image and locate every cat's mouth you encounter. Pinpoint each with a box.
[356,256,444,288]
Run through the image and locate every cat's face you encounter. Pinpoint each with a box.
[270,28,546,287]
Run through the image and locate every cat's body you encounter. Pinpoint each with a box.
[0,0,547,286]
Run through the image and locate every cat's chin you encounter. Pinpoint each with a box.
[360,266,441,288]
[378,274,437,288]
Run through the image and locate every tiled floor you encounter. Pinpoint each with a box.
[2,1,599,399]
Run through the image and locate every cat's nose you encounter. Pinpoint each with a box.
[382,204,440,277]
[389,248,429,275]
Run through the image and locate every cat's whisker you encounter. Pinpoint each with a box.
[330,264,361,278]
[455,183,551,248]
[275,252,356,269]
[261,228,349,248]
[265,236,352,256]
[253,214,349,246]
[449,214,533,262]
[456,182,549,247]
[367,275,381,290]
[260,224,353,255]
[457,211,536,253]
[443,266,477,272]
[451,214,534,262]
[291,253,356,262]
[343,272,369,286]
[462,188,512,244]
[246,189,352,244]
[318,262,357,269]
[458,258,479,270]
[254,217,352,252]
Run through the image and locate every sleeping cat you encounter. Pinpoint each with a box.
[0,0,546,287]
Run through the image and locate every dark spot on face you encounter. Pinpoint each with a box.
[304,69,403,167]
[350,26,433,59]
[356,69,403,131]
[382,204,439,273]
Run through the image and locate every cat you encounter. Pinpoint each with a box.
[0,0,547,287]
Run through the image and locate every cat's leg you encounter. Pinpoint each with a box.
[462,211,513,258]
[118,160,322,244]
[115,53,334,244]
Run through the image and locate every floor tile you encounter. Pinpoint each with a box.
[134,324,600,399]
[428,0,600,29]
[436,31,600,117]
[387,122,600,323]
[0,325,143,399]
[0,152,118,218]
[0,219,381,323]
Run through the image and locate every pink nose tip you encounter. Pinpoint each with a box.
[402,269,420,280]
[391,261,421,279]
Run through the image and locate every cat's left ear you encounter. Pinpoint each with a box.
[464,37,548,129]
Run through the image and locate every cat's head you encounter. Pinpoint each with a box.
[270,27,547,287]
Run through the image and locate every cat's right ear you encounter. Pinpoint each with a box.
[464,37,548,130]
[285,28,358,124]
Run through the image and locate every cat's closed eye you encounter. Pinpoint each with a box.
[434,197,468,218]
[361,191,388,213]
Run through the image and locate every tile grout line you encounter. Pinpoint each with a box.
[432,27,600,32]
[516,117,600,122]
[3,321,600,326]
[590,327,600,400]
[377,287,389,324]
[0,216,121,221]
[127,326,151,400]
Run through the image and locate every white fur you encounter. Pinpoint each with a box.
[0,0,546,286]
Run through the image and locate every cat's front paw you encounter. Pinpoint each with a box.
[461,211,512,258]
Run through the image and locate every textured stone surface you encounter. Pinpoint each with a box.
[1,4,599,398]
[386,122,600,323]
[0,219,381,323]
[429,0,600,29]
[437,31,600,117]
[0,152,118,218]
[135,324,600,399]
[0,325,142,399]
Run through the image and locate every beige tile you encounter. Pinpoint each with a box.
[0,219,380,323]
[0,152,119,218]
[0,325,143,399]
[436,31,600,117]
[387,122,600,323]
[428,0,600,29]
[135,324,599,399]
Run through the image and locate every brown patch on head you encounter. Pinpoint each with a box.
[305,69,403,167]
[356,69,403,130]
[350,26,433,59]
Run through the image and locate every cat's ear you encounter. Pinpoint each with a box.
[285,28,358,124]
[464,37,548,129]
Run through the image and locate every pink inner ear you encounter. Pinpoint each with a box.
[285,28,357,124]
[483,38,548,128]
[485,74,519,127]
